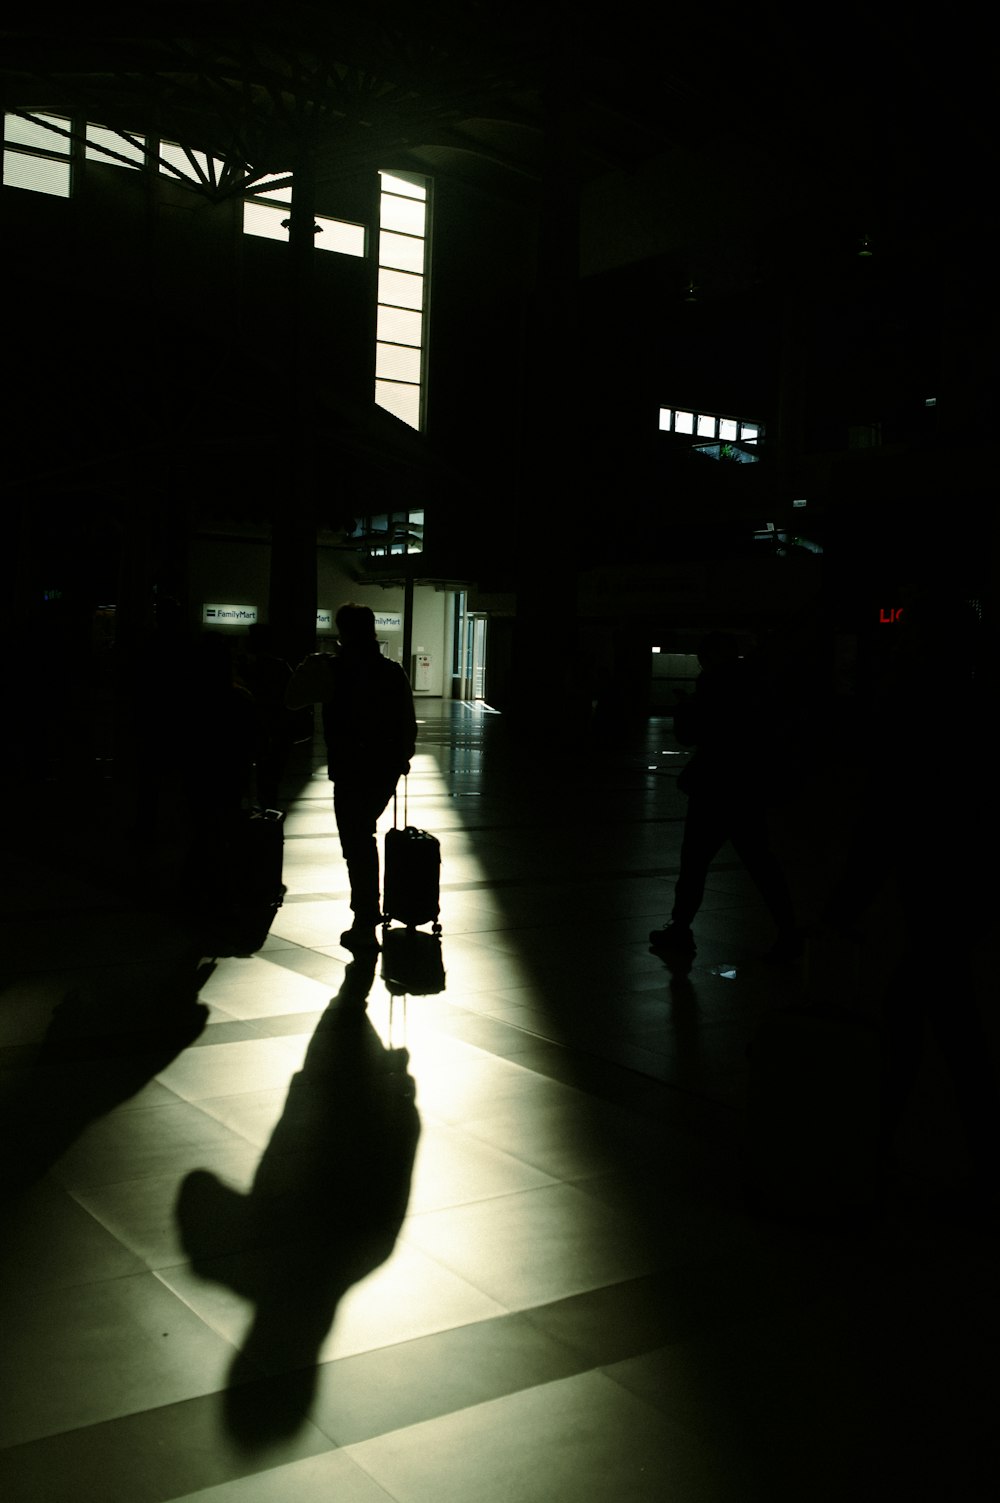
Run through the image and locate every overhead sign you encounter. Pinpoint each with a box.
[202,605,395,631]
[203,604,258,624]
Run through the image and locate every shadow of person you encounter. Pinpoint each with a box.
[0,949,212,1197]
[175,953,421,1448]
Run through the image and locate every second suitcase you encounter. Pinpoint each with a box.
[214,808,287,955]
[383,824,441,931]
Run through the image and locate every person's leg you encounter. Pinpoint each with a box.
[730,804,798,943]
[671,798,728,928]
[334,775,398,928]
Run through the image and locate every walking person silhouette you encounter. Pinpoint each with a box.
[287,604,417,952]
[649,633,800,961]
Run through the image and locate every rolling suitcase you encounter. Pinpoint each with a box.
[214,807,287,955]
[382,783,441,933]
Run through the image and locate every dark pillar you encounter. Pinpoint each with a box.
[511,52,582,732]
[269,146,318,666]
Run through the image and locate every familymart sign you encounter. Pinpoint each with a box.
[203,606,403,631]
[203,604,258,624]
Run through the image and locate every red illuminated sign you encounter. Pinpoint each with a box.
[879,607,905,624]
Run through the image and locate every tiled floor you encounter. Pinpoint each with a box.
[1,702,997,1501]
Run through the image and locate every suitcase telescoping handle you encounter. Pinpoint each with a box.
[393,775,409,830]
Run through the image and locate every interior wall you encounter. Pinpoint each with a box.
[410,588,447,697]
[315,553,405,663]
[185,541,450,690]
[316,552,448,693]
[187,538,270,638]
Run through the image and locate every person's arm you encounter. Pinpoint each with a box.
[285,654,333,709]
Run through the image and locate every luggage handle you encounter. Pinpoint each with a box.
[393,776,409,830]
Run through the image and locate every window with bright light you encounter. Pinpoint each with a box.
[659,406,764,446]
[375,171,428,430]
[5,114,429,435]
[241,173,365,257]
[159,140,228,190]
[2,112,72,197]
[315,217,366,256]
[85,124,146,169]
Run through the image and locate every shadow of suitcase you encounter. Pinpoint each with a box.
[380,927,446,998]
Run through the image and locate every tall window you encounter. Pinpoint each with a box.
[375,171,428,430]
[2,112,72,197]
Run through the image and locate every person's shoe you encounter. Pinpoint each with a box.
[649,923,696,956]
[340,925,381,953]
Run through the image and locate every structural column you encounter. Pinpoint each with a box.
[269,144,319,666]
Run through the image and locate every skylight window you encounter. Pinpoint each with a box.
[2,112,72,197]
[241,174,365,256]
[242,199,291,242]
[315,217,365,256]
[660,406,764,447]
[6,117,429,437]
[158,140,227,189]
[85,124,145,169]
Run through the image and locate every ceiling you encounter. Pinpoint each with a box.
[3,6,984,247]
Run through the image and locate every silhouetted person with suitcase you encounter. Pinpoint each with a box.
[287,604,416,953]
[649,633,799,961]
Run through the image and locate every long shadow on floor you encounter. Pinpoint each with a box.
[0,946,212,1196]
[176,952,421,1449]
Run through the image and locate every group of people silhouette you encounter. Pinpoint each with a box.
[153,593,995,1216]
